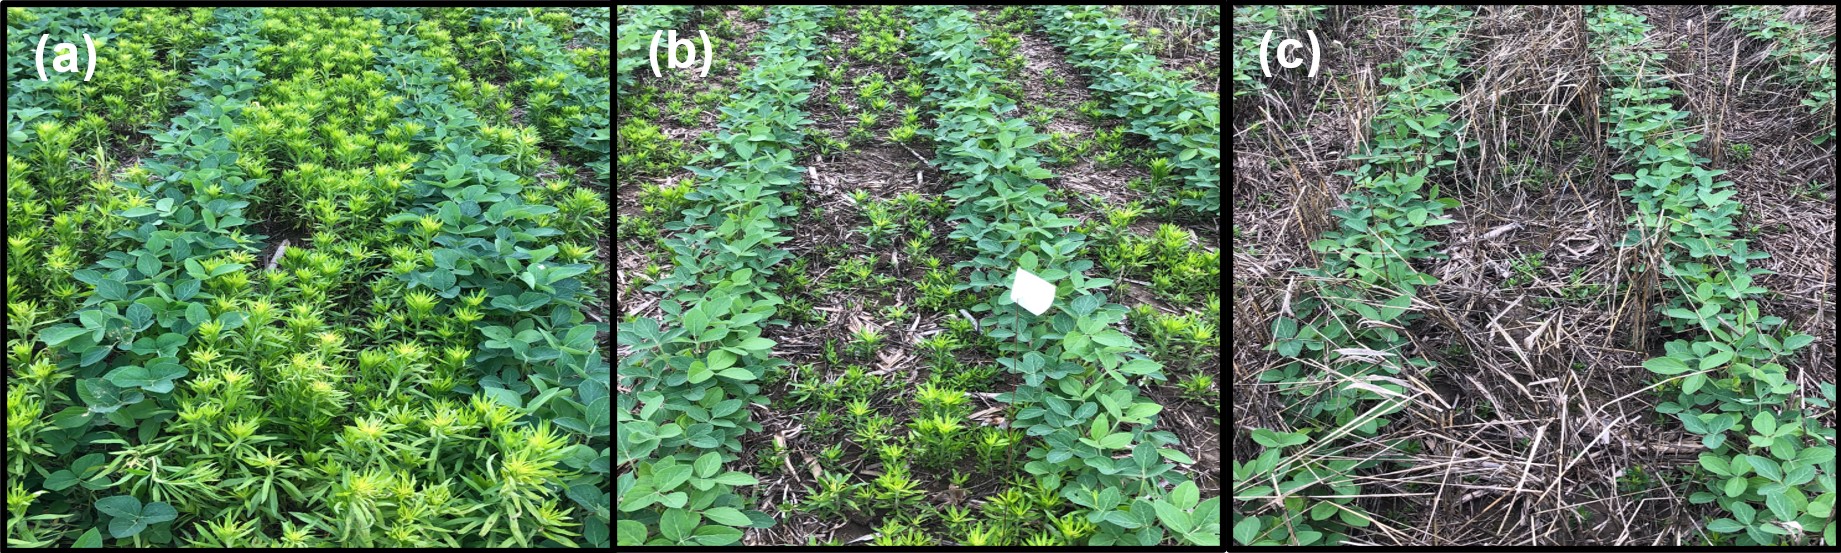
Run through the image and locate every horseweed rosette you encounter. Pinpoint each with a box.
[905,6,1213,547]
[1590,5,1834,546]
[616,6,833,546]
[1240,6,1477,547]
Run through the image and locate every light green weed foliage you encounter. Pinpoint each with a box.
[1038,6,1222,213]
[906,6,1209,546]
[1590,6,1836,547]
[617,5,832,546]
[1240,5,1476,546]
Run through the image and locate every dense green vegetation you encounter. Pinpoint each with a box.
[8,7,610,548]
[618,4,1222,547]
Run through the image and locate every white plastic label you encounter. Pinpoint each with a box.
[1009,268,1055,316]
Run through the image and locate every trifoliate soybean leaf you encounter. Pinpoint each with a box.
[1699,453,1731,475]
[44,470,80,491]
[716,367,756,381]
[136,253,161,278]
[654,465,694,492]
[1781,333,1815,352]
[1747,455,1782,481]
[1118,358,1162,376]
[104,366,165,393]
[659,508,698,542]
[694,451,722,478]
[51,406,93,429]
[480,386,524,409]
[1724,476,1747,497]
[734,337,774,353]
[1153,500,1192,534]
[95,495,141,518]
[73,527,102,548]
[140,502,176,524]
[711,471,759,486]
[1375,294,1413,322]
[1643,356,1692,375]
[1310,499,1337,520]
[707,349,737,372]
[1097,432,1134,449]
[96,279,128,301]
[691,525,744,545]
[1158,448,1195,464]
[1763,485,1798,522]
[1091,329,1133,348]
[1752,411,1777,437]
[702,507,752,527]
[1706,518,1744,533]
[41,325,91,347]
[119,207,157,218]
[1171,480,1199,510]
[617,520,647,546]
[1234,516,1262,545]
[1123,402,1163,421]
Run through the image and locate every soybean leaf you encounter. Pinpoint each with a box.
[1097,432,1134,449]
[1780,333,1815,352]
[73,527,103,547]
[659,508,699,543]
[44,470,81,491]
[1699,453,1730,476]
[41,325,91,347]
[702,507,752,527]
[1170,480,1199,510]
[1752,411,1777,437]
[1748,456,1783,482]
[1642,356,1692,375]
[1158,448,1196,464]
[1234,516,1261,546]
[1153,500,1192,534]
[1706,518,1744,533]
[711,471,759,486]
[693,452,722,478]
[1724,476,1747,497]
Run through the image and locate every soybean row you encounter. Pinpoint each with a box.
[1588,6,1834,547]
[1238,6,1480,547]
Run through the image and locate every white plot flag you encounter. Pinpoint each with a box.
[1009,268,1055,316]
